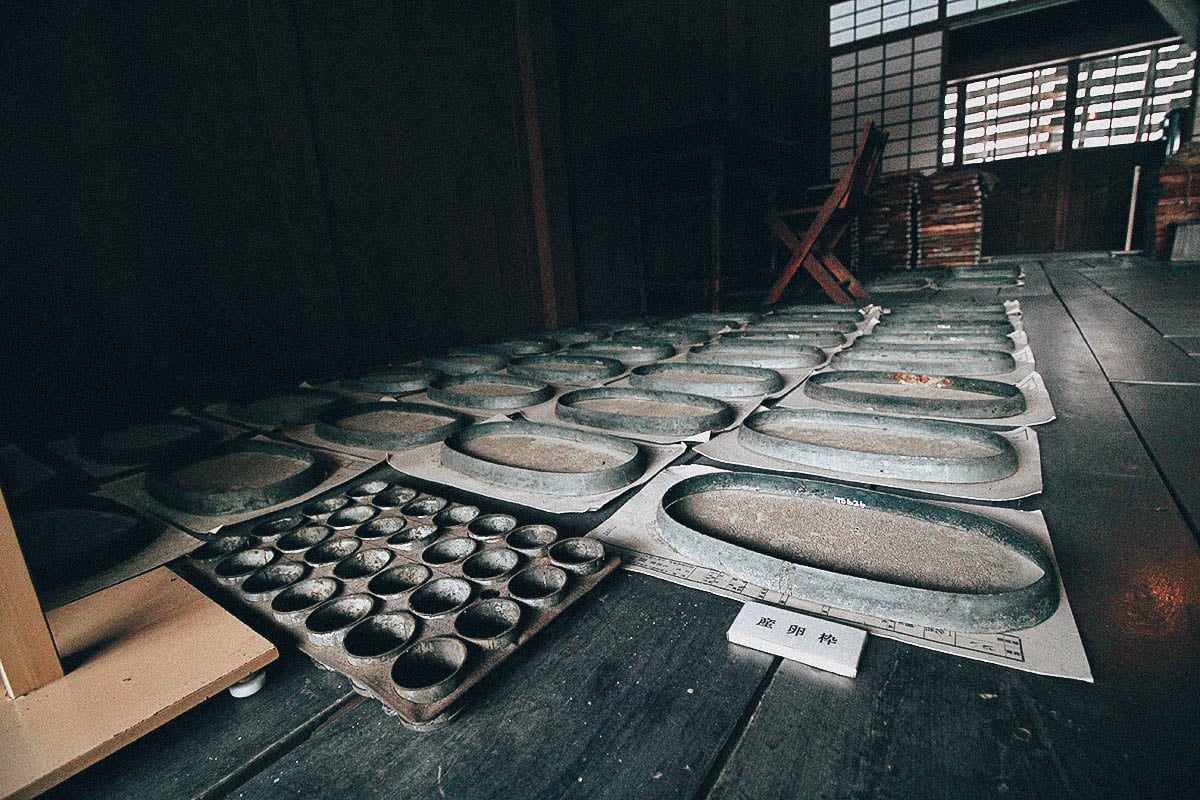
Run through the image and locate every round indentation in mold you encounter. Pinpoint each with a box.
[253,515,304,539]
[226,388,347,427]
[391,636,469,704]
[629,362,784,399]
[358,515,407,539]
[387,522,439,550]
[467,514,518,540]
[271,577,341,617]
[421,536,478,566]
[343,611,419,664]
[340,366,436,395]
[192,534,258,561]
[276,525,332,553]
[333,547,394,580]
[548,538,607,575]
[687,342,828,371]
[830,346,1016,376]
[461,548,521,585]
[314,401,470,450]
[433,505,480,527]
[327,504,378,529]
[304,537,361,565]
[346,479,392,498]
[507,354,624,385]
[302,496,350,517]
[214,548,276,581]
[373,486,418,508]
[402,496,448,516]
[556,387,734,437]
[304,593,376,645]
[241,562,308,600]
[424,350,508,376]
[368,563,432,597]
[656,471,1059,632]
[455,598,522,650]
[408,577,473,618]
[614,327,709,347]
[79,418,216,466]
[568,340,675,366]
[720,330,847,349]
[507,565,568,608]
[803,370,1026,419]
[428,374,554,411]
[737,408,1020,484]
[146,440,327,516]
[505,524,557,555]
[441,420,647,495]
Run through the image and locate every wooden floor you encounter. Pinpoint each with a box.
[42,254,1200,800]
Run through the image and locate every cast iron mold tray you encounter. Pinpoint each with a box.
[339,366,437,395]
[831,346,1017,376]
[314,402,471,450]
[424,350,508,376]
[78,418,219,466]
[569,340,676,365]
[719,330,848,349]
[628,362,784,398]
[427,374,555,411]
[803,370,1026,418]
[688,342,827,370]
[226,388,349,428]
[556,386,735,437]
[506,354,625,384]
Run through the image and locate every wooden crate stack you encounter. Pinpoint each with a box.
[856,173,915,270]
[915,171,984,268]
[1154,141,1200,258]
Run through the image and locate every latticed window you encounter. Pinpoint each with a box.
[960,65,1069,163]
[830,0,939,47]
[1074,43,1196,148]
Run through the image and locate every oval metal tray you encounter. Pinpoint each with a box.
[479,338,561,358]
[569,340,675,365]
[427,374,554,410]
[766,306,864,323]
[613,327,710,347]
[315,401,471,449]
[803,370,1026,418]
[629,362,784,398]
[15,506,159,593]
[556,387,735,436]
[227,388,348,427]
[737,408,1019,483]
[340,366,436,395]
[885,307,1011,322]
[542,325,613,345]
[147,439,327,516]
[440,420,647,495]
[866,330,1016,351]
[424,350,507,376]
[831,345,1017,376]
[719,330,848,349]
[79,418,217,465]
[875,319,1015,335]
[656,471,1058,632]
[507,354,625,384]
[748,318,859,334]
[688,342,827,370]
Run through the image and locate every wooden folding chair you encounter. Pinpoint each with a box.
[764,121,888,305]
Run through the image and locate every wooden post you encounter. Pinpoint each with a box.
[0,488,63,699]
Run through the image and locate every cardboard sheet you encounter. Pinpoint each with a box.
[588,465,1092,682]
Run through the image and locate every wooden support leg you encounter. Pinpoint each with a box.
[0,489,62,700]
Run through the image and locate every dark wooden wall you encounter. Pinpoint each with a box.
[0,0,572,443]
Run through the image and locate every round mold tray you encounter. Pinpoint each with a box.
[658,320,732,338]
[480,337,561,358]
[327,504,379,529]
[13,507,162,595]
[346,479,392,498]
[720,330,847,349]
[226,388,347,427]
[372,486,418,508]
[803,370,1026,419]
[339,366,436,395]
[79,418,216,466]
[568,340,675,366]
[830,346,1017,376]
[749,318,859,334]
[548,538,607,575]
[629,362,784,399]
[677,310,761,325]
[505,524,558,555]
[402,495,448,516]
[556,387,734,437]
[333,547,394,580]
[467,513,518,541]
[146,439,327,516]
[506,565,568,608]
[276,524,332,553]
[507,353,624,385]
[420,536,478,566]
[737,408,1020,484]
[433,505,480,527]
[192,534,259,562]
[613,327,709,347]
[343,611,419,665]
[454,598,522,650]
[886,307,1011,323]
[304,593,376,646]
[428,374,554,411]
[241,562,309,601]
[391,636,470,704]
[688,342,827,371]
[440,419,647,495]
[542,325,613,346]
[387,522,439,550]
[408,577,474,618]
[461,548,521,586]
[314,401,471,450]
[302,496,351,517]
[271,577,341,619]
[866,330,1016,351]
[863,275,934,293]
[766,306,864,322]
[424,350,508,376]
[874,319,1014,336]
[368,563,432,597]
[358,515,407,540]
[214,548,276,582]
[252,515,304,540]
[304,536,361,565]
[656,471,1059,632]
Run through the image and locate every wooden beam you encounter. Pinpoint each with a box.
[0,488,62,700]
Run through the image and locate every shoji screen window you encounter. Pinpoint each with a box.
[960,65,1068,163]
[945,0,1022,17]
[1074,43,1196,148]
[830,0,939,47]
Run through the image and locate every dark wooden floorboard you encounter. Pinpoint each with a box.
[228,573,774,800]
[41,649,357,800]
[1073,258,1200,337]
